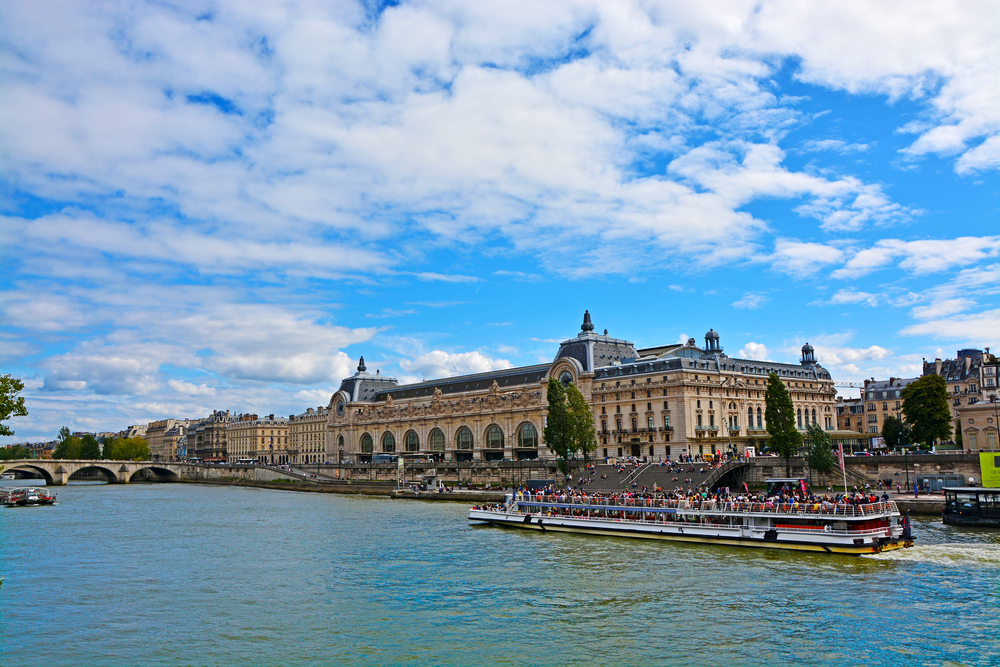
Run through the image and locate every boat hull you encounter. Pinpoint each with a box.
[470,510,913,555]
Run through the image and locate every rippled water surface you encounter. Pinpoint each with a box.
[1,481,998,666]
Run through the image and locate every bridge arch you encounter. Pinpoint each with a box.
[125,465,181,483]
[68,464,122,483]
[4,463,55,485]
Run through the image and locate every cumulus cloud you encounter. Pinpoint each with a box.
[833,236,1000,279]
[899,309,1000,343]
[398,350,513,380]
[737,342,771,360]
[770,239,843,277]
[829,289,879,306]
[732,293,768,310]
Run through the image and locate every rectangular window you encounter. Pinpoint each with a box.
[647,417,654,429]
[868,414,877,423]
[663,414,670,428]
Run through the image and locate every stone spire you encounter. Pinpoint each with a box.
[581,309,594,332]
[357,356,366,373]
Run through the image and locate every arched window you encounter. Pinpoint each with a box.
[485,424,504,449]
[756,407,762,430]
[516,422,537,449]
[429,428,445,451]
[796,408,802,428]
[360,433,373,453]
[382,432,395,453]
[747,407,753,427]
[338,435,344,447]
[404,430,419,452]
[456,426,473,450]
[811,408,817,424]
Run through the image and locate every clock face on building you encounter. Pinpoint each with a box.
[336,400,345,416]
[559,371,573,387]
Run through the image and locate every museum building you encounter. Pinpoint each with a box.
[326,312,838,463]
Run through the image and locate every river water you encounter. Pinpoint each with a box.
[1,481,998,666]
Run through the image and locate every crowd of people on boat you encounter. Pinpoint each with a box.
[473,484,895,516]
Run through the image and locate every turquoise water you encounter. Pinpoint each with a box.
[1,481,998,666]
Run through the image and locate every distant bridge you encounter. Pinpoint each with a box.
[1,459,188,485]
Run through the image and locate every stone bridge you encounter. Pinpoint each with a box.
[1,459,189,485]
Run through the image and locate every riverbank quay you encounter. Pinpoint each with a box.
[182,477,508,503]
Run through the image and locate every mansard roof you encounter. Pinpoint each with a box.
[593,352,832,381]
[372,364,551,401]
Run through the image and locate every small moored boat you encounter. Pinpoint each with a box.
[470,491,914,555]
[0,487,57,507]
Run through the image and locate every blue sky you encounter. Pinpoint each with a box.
[1,0,997,442]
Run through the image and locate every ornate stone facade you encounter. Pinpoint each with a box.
[226,414,289,464]
[288,406,328,465]
[324,312,838,463]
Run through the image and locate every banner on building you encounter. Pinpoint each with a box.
[980,452,1000,487]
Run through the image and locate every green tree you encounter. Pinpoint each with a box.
[55,435,82,459]
[881,414,909,451]
[79,434,101,460]
[58,426,71,442]
[105,437,150,461]
[566,383,598,463]
[901,374,952,449]
[542,378,573,473]
[805,422,835,475]
[0,444,31,460]
[764,372,803,476]
[0,374,29,437]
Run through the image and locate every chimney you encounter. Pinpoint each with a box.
[889,377,896,386]
[965,356,972,373]
[935,359,943,375]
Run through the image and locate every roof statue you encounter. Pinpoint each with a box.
[581,309,594,332]
[357,356,366,373]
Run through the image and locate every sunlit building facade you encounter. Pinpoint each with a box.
[322,313,838,463]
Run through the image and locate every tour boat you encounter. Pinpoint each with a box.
[0,472,16,480]
[942,487,1000,527]
[469,492,914,555]
[0,487,57,507]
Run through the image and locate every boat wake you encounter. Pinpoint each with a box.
[863,543,1000,566]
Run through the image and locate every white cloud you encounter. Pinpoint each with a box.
[732,292,768,310]
[398,350,512,380]
[737,342,770,360]
[167,380,217,396]
[771,239,843,277]
[910,298,975,321]
[800,139,871,154]
[899,309,1000,343]
[833,237,1000,279]
[830,289,879,306]
[956,135,1000,175]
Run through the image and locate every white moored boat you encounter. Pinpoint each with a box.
[0,487,57,507]
[470,492,914,555]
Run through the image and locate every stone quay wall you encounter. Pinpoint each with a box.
[745,453,981,487]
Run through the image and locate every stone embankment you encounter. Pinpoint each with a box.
[185,477,508,502]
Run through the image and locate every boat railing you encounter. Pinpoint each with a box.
[511,494,899,518]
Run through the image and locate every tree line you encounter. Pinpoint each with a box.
[53,427,150,461]
[764,371,953,477]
